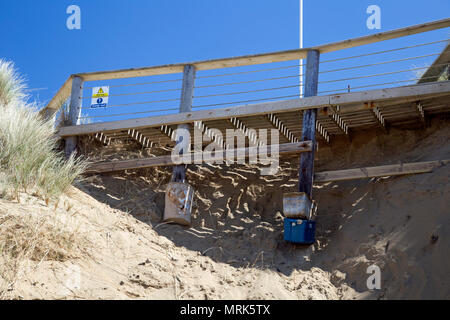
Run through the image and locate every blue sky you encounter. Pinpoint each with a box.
[1,0,449,120]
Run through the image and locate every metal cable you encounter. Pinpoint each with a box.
[196,63,304,79]
[81,51,443,100]
[84,78,182,89]
[192,94,302,109]
[321,38,449,64]
[81,87,181,99]
[194,84,301,99]
[320,52,444,74]
[79,107,179,119]
[318,63,449,84]
[318,77,428,95]
[81,39,448,91]
[195,40,449,79]
[81,97,180,109]
[194,74,303,89]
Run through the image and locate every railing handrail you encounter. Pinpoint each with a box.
[41,17,450,118]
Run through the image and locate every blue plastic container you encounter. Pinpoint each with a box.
[284,218,316,244]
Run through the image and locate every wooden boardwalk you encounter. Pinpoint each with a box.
[41,19,450,187]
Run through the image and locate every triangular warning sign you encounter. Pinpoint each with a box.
[98,88,104,94]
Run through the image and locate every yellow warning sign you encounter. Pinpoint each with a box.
[92,87,109,98]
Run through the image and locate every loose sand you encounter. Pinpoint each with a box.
[1,118,448,299]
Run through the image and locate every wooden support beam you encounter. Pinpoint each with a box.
[64,76,83,157]
[267,113,299,143]
[127,129,153,148]
[172,65,196,182]
[314,160,449,183]
[85,141,313,174]
[299,50,320,197]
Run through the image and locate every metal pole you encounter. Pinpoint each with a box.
[300,0,304,98]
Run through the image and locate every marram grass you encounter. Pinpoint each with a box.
[0,59,87,199]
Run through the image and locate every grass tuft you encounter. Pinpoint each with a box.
[0,59,87,199]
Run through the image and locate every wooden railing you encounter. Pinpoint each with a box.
[41,18,450,120]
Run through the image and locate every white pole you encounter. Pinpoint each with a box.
[300,0,304,98]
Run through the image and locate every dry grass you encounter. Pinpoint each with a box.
[0,59,88,200]
[0,199,89,299]
[0,60,89,299]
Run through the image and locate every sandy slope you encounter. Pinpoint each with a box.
[1,118,449,300]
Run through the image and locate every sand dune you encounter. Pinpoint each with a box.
[1,118,448,299]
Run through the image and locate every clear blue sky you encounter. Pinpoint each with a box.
[1,0,449,118]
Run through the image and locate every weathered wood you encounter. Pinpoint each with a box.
[64,76,83,157]
[299,50,320,196]
[314,160,450,183]
[172,65,196,182]
[39,76,73,119]
[85,141,313,174]
[41,18,450,117]
[57,81,450,138]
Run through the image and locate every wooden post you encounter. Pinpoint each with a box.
[172,64,196,182]
[64,76,83,157]
[298,50,320,197]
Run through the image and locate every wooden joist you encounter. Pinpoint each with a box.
[194,121,228,149]
[316,120,330,143]
[372,107,388,133]
[229,117,261,146]
[267,113,299,143]
[127,129,153,148]
[314,160,449,183]
[92,132,111,146]
[330,113,349,135]
[85,141,313,174]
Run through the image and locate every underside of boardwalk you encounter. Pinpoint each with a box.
[57,81,450,148]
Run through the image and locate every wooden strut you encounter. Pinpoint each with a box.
[314,160,449,183]
[172,65,196,182]
[299,50,320,197]
[85,156,449,182]
[85,141,313,174]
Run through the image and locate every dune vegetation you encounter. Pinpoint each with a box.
[0,59,87,200]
